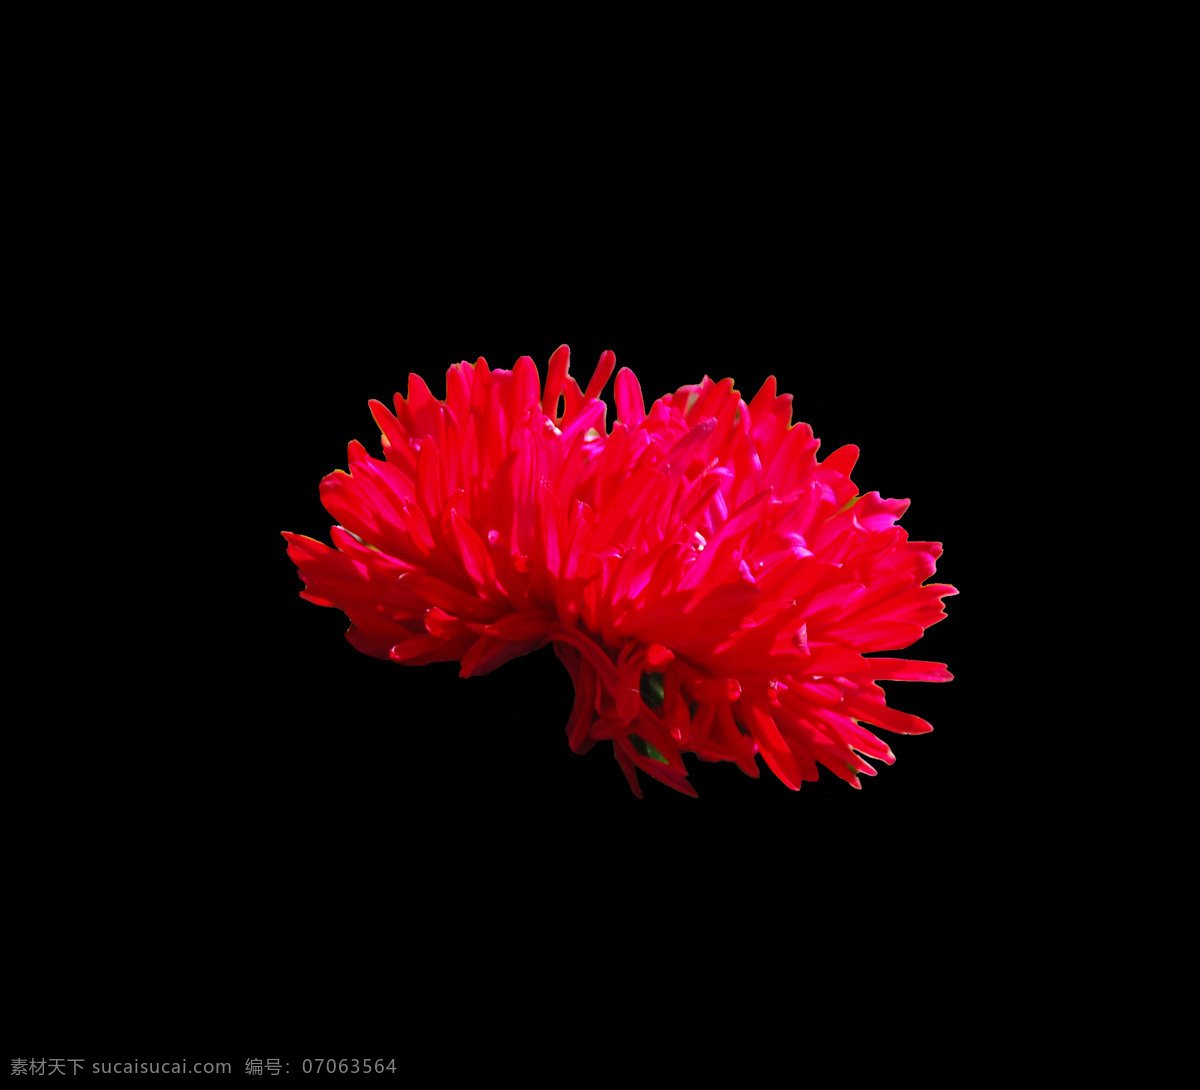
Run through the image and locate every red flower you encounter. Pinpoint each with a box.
[284,346,956,797]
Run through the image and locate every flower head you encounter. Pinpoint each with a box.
[283,346,956,797]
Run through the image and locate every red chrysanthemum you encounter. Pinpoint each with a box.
[284,346,956,797]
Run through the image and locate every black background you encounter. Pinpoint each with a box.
[29,247,994,867]
[12,165,1010,1054]
[3,24,1043,1064]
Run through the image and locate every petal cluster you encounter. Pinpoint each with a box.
[284,346,956,797]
